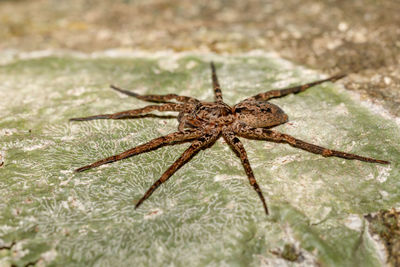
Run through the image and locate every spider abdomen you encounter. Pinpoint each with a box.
[234,100,288,128]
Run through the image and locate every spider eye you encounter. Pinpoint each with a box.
[261,108,271,113]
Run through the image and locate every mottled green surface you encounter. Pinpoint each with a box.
[0,53,399,266]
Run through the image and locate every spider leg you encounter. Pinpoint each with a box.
[110,85,199,103]
[210,62,223,102]
[70,103,184,121]
[235,124,390,164]
[245,74,346,101]
[115,114,177,119]
[74,129,204,172]
[223,131,269,215]
[135,130,220,209]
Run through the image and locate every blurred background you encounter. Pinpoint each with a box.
[0,0,399,116]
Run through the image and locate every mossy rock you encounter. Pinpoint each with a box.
[0,52,399,266]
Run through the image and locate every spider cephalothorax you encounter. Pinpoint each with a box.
[71,62,389,216]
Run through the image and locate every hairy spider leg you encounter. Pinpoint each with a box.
[246,74,346,101]
[110,85,199,103]
[210,62,223,102]
[135,131,220,209]
[223,131,269,215]
[103,114,178,119]
[74,129,204,172]
[70,103,184,121]
[235,124,390,164]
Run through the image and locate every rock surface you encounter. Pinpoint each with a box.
[0,53,399,266]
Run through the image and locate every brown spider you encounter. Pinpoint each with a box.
[70,62,390,216]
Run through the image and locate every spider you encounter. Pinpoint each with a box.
[70,62,390,216]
